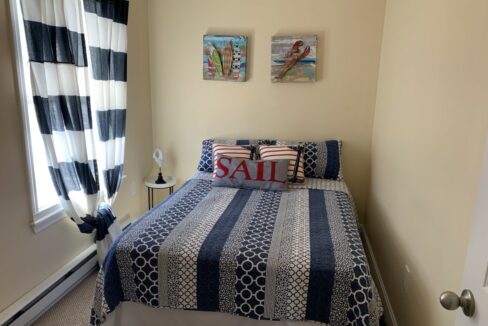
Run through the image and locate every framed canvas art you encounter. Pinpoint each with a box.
[271,35,317,83]
[203,35,248,82]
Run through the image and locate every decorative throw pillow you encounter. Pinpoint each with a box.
[259,145,305,183]
[197,139,277,172]
[212,144,254,177]
[303,140,342,180]
[277,140,343,180]
[197,139,215,172]
[212,156,289,191]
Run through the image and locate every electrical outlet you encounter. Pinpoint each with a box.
[403,264,411,293]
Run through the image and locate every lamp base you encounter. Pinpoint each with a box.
[155,172,166,184]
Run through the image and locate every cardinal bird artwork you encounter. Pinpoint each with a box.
[271,35,317,83]
[203,35,247,82]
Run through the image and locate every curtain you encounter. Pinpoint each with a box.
[20,0,129,264]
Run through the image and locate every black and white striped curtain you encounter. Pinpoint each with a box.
[20,0,129,264]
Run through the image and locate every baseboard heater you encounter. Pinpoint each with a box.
[0,245,98,326]
[0,218,134,326]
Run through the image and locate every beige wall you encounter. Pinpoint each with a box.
[5,1,486,324]
[0,0,152,312]
[147,0,386,219]
[366,0,488,325]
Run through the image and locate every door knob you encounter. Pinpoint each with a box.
[439,289,475,317]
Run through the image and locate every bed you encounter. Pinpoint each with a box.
[90,171,383,325]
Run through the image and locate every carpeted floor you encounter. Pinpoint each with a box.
[31,270,389,326]
[33,271,97,326]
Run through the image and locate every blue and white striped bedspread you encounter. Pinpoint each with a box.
[91,174,382,325]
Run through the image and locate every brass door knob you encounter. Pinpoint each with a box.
[439,289,475,317]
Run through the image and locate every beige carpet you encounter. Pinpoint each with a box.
[33,271,97,326]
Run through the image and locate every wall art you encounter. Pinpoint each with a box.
[203,35,248,82]
[271,35,317,82]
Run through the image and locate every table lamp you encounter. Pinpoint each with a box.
[153,148,166,184]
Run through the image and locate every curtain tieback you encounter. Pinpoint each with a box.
[77,204,117,241]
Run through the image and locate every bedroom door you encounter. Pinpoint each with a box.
[440,135,488,326]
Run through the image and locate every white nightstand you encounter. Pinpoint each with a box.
[144,176,176,209]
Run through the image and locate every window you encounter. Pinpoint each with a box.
[10,0,65,232]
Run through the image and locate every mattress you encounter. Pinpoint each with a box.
[91,172,383,325]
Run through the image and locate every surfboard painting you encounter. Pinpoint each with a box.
[271,35,317,83]
[203,35,247,82]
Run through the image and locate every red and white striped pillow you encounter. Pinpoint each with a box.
[212,144,254,177]
[259,145,305,183]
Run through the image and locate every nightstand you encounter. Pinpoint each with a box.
[144,176,176,209]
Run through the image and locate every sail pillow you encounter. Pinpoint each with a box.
[197,139,277,172]
[212,156,289,191]
[212,144,254,177]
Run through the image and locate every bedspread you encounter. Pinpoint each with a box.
[91,173,382,325]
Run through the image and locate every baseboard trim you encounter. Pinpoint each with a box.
[361,227,399,326]
[0,244,98,326]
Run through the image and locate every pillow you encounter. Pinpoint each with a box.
[259,145,305,183]
[197,139,343,180]
[302,140,342,180]
[212,156,289,191]
[277,140,343,180]
[212,144,254,177]
[197,139,215,172]
[197,139,277,172]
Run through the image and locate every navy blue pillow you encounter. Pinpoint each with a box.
[197,139,215,172]
[302,140,342,180]
[276,140,343,180]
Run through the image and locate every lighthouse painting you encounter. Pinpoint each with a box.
[203,35,247,82]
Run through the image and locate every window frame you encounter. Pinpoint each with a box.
[9,0,66,233]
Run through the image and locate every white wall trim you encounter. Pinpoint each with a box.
[31,205,67,233]
[9,0,38,221]
[9,0,68,235]
[0,215,133,325]
[0,244,97,326]
[361,226,399,326]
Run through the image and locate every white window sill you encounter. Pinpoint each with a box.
[31,175,129,233]
[31,204,67,234]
